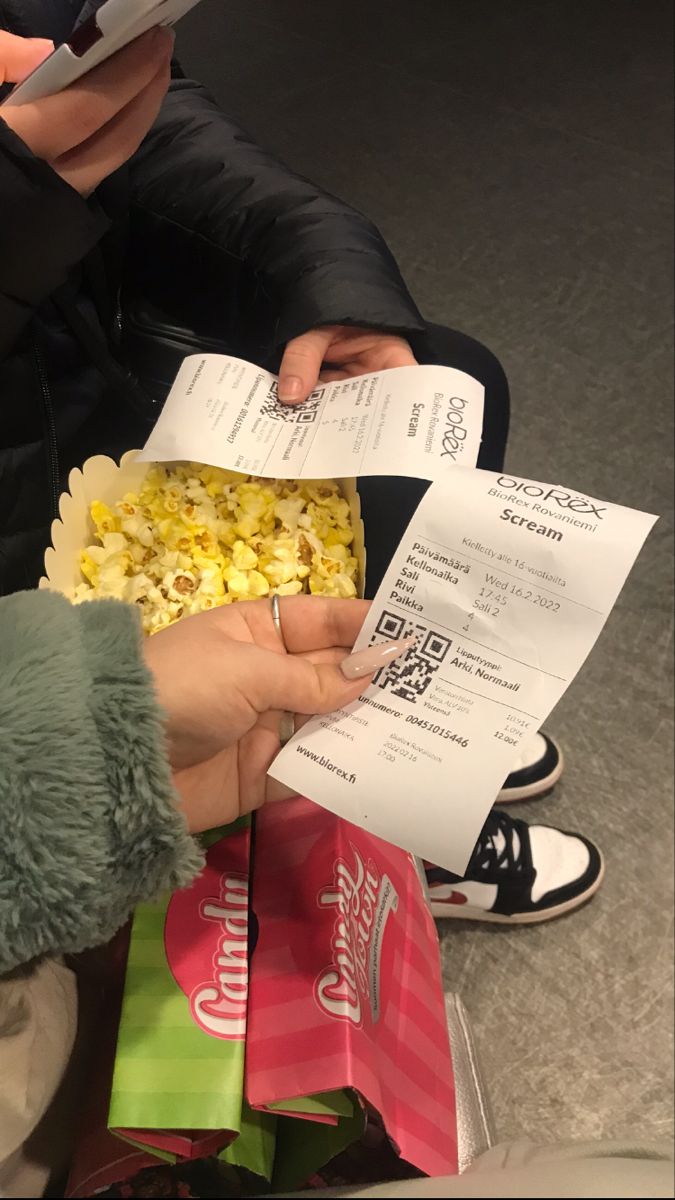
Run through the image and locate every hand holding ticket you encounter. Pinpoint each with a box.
[269,469,657,873]
[140,355,485,480]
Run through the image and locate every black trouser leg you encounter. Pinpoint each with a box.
[358,323,511,597]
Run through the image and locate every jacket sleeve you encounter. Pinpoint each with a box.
[0,120,109,360]
[128,72,426,346]
[0,591,202,974]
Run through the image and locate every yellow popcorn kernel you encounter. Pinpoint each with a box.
[305,482,339,505]
[318,557,340,577]
[170,573,197,598]
[80,550,99,585]
[195,528,219,557]
[237,491,262,517]
[301,529,324,554]
[157,517,178,543]
[297,533,314,567]
[246,570,270,598]
[305,507,333,540]
[196,570,226,599]
[192,549,227,573]
[332,573,357,598]
[332,498,352,526]
[147,609,174,634]
[273,580,304,596]
[120,514,154,547]
[324,527,354,548]
[235,512,260,539]
[271,535,296,557]
[192,593,231,613]
[97,574,129,601]
[91,501,120,536]
[218,523,238,549]
[220,494,238,516]
[224,569,250,598]
[274,496,306,531]
[310,571,357,599]
[159,549,182,569]
[126,573,154,602]
[323,542,350,564]
[261,558,297,588]
[232,540,258,571]
[73,583,95,603]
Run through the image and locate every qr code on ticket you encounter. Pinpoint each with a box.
[371,611,452,703]
[260,381,325,424]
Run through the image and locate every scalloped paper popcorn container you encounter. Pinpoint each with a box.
[39,449,366,600]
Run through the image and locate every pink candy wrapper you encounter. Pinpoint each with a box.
[246,797,457,1178]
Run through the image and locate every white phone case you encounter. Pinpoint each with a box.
[2,0,202,107]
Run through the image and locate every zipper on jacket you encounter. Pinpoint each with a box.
[113,290,123,346]
[33,344,60,521]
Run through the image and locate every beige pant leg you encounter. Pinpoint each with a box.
[0,960,78,1199]
[296,1139,674,1198]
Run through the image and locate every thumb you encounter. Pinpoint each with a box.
[0,32,53,86]
[246,644,367,718]
[278,328,334,404]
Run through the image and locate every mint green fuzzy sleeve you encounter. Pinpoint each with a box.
[0,591,203,973]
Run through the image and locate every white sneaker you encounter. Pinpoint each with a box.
[498,732,564,803]
[426,810,604,924]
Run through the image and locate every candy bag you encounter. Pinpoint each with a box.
[107,819,271,1172]
[246,798,457,1186]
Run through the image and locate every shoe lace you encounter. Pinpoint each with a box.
[467,810,533,882]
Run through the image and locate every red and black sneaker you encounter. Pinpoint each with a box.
[426,809,604,924]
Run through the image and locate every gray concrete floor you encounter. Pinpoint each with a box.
[176,0,674,1149]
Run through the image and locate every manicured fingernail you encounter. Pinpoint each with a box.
[278,376,303,402]
[341,635,417,681]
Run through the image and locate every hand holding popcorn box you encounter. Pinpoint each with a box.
[45,451,457,1189]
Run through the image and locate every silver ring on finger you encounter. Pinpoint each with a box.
[272,594,294,745]
[271,592,288,651]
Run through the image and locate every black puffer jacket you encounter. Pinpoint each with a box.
[0,0,424,595]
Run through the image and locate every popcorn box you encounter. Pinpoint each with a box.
[246,797,458,1187]
[39,450,366,602]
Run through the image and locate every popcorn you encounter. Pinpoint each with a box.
[75,465,358,634]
